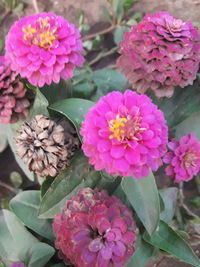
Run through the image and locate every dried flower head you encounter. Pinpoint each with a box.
[164,133,200,182]
[53,188,137,267]
[5,13,84,87]
[81,90,168,179]
[15,115,80,177]
[0,56,30,124]
[117,11,200,97]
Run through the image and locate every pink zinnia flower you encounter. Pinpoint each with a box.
[117,11,200,98]
[164,133,200,182]
[5,13,84,87]
[53,188,137,267]
[0,56,30,124]
[81,90,168,179]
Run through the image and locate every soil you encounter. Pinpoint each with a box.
[0,0,200,266]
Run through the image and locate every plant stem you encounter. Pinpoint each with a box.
[0,181,16,192]
[32,0,39,13]
[179,181,184,206]
[89,47,118,66]
[81,24,116,41]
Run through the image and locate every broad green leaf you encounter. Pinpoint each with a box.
[41,79,72,105]
[143,220,200,267]
[113,0,124,21]
[0,209,38,263]
[126,238,157,267]
[38,151,101,218]
[10,191,54,241]
[93,69,127,93]
[49,98,94,139]
[175,112,200,140]
[27,242,55,267]
[73,82,95,98]
[159,187,178,223]
[0,124,7,153]
[121,173,160,234]
[158,80,200,128]
[6,123,35,181]
[41,177,55,198]
[28,88,49,121]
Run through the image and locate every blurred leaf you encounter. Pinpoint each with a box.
[38,151,101,218]
[73,82,95,98]
[113,0,124,21]
[123,0,135,10]
[143,221,200,267]
[0,209,37,262]
[175,111,200,140]
[126,238,157,267]
[10,172,23,188]
[41,177,55,198]
[121,173,160,235]
[0,124,7,153]
[114,26,129,45]
[41,79,72,105]
[158,80,200,128]
[50,264,66,267]
[92,69,127,101]
[10,191,54,241]
[101,6,112,23]
[159,187,178,223]
[49,98,94,140]
[28,88,49,121]
[190,197,200,209]
[27,242,55,267]
[6,123,35,181]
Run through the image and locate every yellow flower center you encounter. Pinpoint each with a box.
[22,17,57,49]
[109,113,146,142]
[183,152,197,168]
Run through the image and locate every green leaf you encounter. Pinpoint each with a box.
[73,82,95,98]
[159,187,178,223]
[27,242,55,267]
[0,124,7,153]
[126,238,157,267]
[158,80,200,128]
[143,220,200,267]
[28,88,49,121]
[10,191,54,241]
[6,123,35,181]
[114,26,129,45]
[93,69,127,93]
[121,173,160,235]
[41,177,55,198]
[0,209,38,263]
[175,111,200,140]
[41,79,72,105]
[49,98,94,140]
[38,151,101,218]
[113,0,124,21]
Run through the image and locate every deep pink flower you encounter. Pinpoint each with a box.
[11,263,25,267]
[164,133,200,182]
[81,90,168,179]
[117,11,200,97]
[0,56,30,124]
[53,188,137,267]
[5,13,84,87]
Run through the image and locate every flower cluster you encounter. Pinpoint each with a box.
[81,90,168,178]
[117,11,200,97]
[0,56,30,124]
[164,133,200,182]
[53,188,137,267]
[5,12,84,87]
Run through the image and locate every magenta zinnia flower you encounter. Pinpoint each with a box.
[53,188,137,267]
[5,13,84,87]
[81,90,168,178]
[0,56,30,124]
[117,12,200,97]
[11,263,25,267]
[164,133,200,182]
